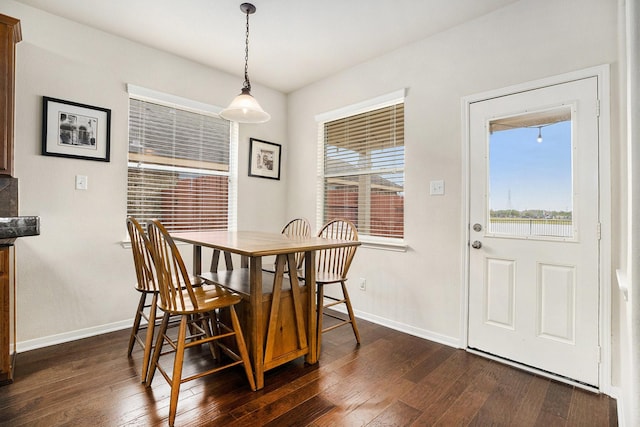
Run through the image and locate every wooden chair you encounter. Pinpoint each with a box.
[145,219,255,427]
[126,217,159,383]
[315,219,361,357]
[262,218,312,274]
[281,218,312,271]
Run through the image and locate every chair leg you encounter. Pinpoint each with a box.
[146,312,169,387]
[128,291,147,356]
[204,311,220,361]
[340,281,361,344]
[229,306,256,391]
[168,316,188,427]
[140,293,158,383]
[316,283,325,360]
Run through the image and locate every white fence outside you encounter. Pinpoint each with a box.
[489,218,573,238]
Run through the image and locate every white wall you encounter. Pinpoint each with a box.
[0,1,288,346]
[287,0,622,382]
[1,0,633,421]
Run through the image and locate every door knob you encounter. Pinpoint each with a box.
[471,240,482,249]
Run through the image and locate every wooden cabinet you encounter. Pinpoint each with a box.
[0,14,21,177]
[0,14,20,385]
[0,245,15,385]
[204,269,310,371]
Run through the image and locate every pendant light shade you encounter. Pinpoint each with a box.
[221,88,270,123]
[220,3,270,123]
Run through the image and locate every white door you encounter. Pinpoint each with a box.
[468,77,600,386]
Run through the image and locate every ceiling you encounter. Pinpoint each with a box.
[14,0,519,93]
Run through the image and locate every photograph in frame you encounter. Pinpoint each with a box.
[248,138,281,180]
[42,96,111,162]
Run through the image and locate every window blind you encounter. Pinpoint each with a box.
[127,97,235,232]
[319,102,404,239]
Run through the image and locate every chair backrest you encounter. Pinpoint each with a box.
[126,217,157,293]
[146,219,199,312]
[316,219,359,279]
[281,218,311,269]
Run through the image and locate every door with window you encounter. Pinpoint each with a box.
[468,77,600,386]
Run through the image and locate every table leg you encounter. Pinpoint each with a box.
[192,244,202,285]
[210,249,220,273]
[249,256,264,389]
[304,250,318,363]
[263,255,286,366]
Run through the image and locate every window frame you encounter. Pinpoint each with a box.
[315,89,407,250]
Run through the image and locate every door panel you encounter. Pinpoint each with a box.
[485,258,516,329]
[537,263,576,343]
[468,77,600,386]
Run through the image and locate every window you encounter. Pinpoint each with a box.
[316,90,405,241]
[127,86,237,232]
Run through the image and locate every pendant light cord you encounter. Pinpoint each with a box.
[243,9,251,92]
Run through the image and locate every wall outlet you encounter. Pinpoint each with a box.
[359,278,366,291]
[430,179,444,195]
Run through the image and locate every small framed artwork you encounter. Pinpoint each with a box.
[249,138,281,180]
[42,96,111,162]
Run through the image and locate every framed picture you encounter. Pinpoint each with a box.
[249,138,281,180]
[42,96,111,162]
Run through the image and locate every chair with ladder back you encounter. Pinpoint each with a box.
[126,216,160,383]
[145,219,255,427]
[315,219,361,358]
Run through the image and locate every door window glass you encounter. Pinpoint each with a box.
[488,108,573,238]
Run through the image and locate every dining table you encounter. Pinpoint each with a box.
[170,230,361,390]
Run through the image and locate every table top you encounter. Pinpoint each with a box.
[171,230,360,257]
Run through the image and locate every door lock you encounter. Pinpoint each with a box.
[471,240,482,249]
[473,223,482,232]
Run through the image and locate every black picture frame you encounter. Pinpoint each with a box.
[42,96,111,162]
[248,138,281,180]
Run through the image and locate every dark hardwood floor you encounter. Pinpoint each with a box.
[0,316,617,426]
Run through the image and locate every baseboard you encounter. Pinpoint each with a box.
[16,319,132,353]
[20,307,462,354]
[348,307,461,348]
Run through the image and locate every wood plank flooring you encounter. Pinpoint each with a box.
[0,316,617,426]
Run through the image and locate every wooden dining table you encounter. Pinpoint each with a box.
[171,230,361,390]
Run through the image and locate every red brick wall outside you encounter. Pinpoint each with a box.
[161,175,229,231]
[325,189,404,237]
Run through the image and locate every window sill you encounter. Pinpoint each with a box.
[359,237,408,252]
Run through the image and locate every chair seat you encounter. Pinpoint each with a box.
[315,271,344,284]
[135,277,193,293]
[134,281,157,293]
[158,284,242,315]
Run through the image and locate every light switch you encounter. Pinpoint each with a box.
[430,180,444,195]
[75,175,88,190]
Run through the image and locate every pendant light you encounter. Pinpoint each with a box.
[220,3,270,123]
[536,126,543,143]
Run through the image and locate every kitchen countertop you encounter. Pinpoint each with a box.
[0,216,39,245]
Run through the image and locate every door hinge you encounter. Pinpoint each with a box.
[596,99,601,117]
[597,222,602,240]
[597,346,602,363]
